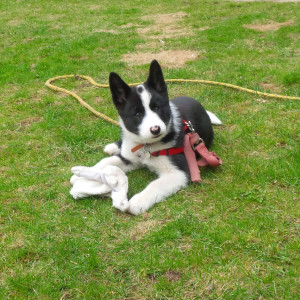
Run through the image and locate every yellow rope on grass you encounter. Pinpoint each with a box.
[45,74,300,127]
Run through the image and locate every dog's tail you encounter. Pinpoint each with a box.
[206,111,222,125]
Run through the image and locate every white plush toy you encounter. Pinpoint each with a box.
[70,165,129,212]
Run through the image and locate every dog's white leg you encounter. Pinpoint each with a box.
[104,142,121,156]
[129,170,188,215]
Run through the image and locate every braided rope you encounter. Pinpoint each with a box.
[45,74,300,127]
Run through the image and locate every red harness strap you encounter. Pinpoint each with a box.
[151,146,184,156]
[184,131,222,182]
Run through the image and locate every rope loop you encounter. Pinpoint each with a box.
[45,74,300,126]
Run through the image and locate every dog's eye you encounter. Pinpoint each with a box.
[153,106,160,112]
[135,111,142,118]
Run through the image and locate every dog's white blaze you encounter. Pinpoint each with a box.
[136,85,167,141]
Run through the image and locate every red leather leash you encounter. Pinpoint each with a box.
[183,130,222,182]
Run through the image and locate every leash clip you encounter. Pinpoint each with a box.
[185,121,195,133]
[184,120,205,150]
[192,137,204,150]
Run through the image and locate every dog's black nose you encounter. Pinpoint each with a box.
[150,126,161,136]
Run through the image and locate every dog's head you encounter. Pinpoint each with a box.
[109,60,171,144]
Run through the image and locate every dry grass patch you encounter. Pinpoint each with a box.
[94,29,120,34]
[294,48,300,56]
[123,50,198,67]
[136,40,166,50]
[258,82,282,93]
[120,23,136,29]
[165,270,181,282]
[243,20,294,32]
[19,117,43,129]
[121,11,203,67]
[130,219,164,241]
[89,4,104,10]
[7,19,24,26]
[138,12,194,40]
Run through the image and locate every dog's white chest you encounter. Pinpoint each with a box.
[121,142,178,176]
[123,146,152,163]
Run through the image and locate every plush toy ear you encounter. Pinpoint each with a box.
[145,60,168,95]
[109,72,131,107]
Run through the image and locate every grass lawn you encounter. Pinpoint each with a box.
[1,0,299,298]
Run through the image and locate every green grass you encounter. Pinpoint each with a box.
[1,0,299,298]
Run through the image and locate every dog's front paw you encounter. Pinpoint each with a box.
[129,193,153,215]
[104,143,120,156]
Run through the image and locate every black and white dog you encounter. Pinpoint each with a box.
[73,60,221,215]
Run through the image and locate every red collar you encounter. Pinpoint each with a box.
[131,120,189,156]
[131,143,184,156]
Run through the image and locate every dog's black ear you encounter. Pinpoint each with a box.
[146,60,168,95]
[109,72,131,107]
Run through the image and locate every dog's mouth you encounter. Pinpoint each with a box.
[153,134,162,139]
